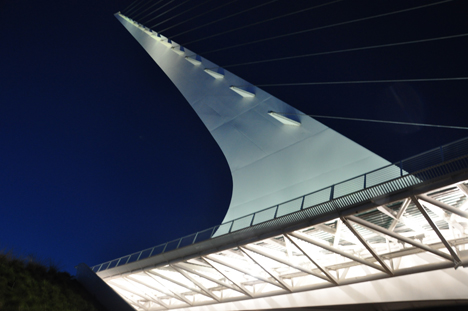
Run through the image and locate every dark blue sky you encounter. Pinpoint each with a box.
[1,0,467,274]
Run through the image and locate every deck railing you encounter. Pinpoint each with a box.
[91,137,468,273]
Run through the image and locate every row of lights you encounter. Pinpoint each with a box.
[118,12,301,127]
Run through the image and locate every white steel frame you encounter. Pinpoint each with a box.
[102,180,468,310]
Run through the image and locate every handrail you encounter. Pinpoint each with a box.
[91,137,468,273]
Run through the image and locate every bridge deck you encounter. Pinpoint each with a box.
[89,139,468,310]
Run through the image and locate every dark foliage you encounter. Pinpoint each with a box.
[0,250,107,311]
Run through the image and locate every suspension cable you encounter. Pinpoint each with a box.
[183,0,343,46]
[201,0,453,54]
[133,0,170,20]
[257,77,468,87]
[144,0,193,24]
[222,33,468,68]
[124,0,147,16]
[122,0,143,15]
[274,112,468,130]
[172,0,280,39]
[151,0,215,29]
[127,0,159,17]
[156,0,240,32]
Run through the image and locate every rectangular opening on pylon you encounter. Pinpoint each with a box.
[268,111,300,126]
[204,68,224,79]
[185,56,201,65]
[230,86,255,98]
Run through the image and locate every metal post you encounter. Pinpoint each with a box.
[412,196,461,267]
[148,247,155,258]
[176,238,183,249]
[363,174,367,189]
[192,232,199,244]
[228,221,234,233]
[136,252,143,261]
[249,214,256,226]
[300,196,305,210]
[210,226,217,238]
[274,205,279,218]
[400,160,403,176]
[329,185,334,200]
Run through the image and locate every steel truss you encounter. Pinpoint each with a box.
[103,181,468,310]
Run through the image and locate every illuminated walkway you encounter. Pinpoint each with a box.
[99,181,468,310]
[88,137,468,310]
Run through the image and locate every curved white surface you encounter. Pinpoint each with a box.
[116,14,392,225]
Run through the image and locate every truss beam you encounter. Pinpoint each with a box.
[346,215,453,261]
[418,194,468,219]
[388,199,411,231]
[126,275,189,305]
[201,257,253,298]
[288,231,385,272]
[98,179,468,310]
[145,270,207,298]
[284,234,338,285]
[412,196,462,267]
[205,254,279,287]
[239,247,292,292]
[170,264,221,302]
[242,244,328,281]
[341,217,393,275]
[173,262,240,293]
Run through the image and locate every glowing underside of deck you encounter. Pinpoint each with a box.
[100,181,468,311]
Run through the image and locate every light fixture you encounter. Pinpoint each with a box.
[268,111,300,126]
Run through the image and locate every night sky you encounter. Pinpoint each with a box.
[1,0,467,275]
